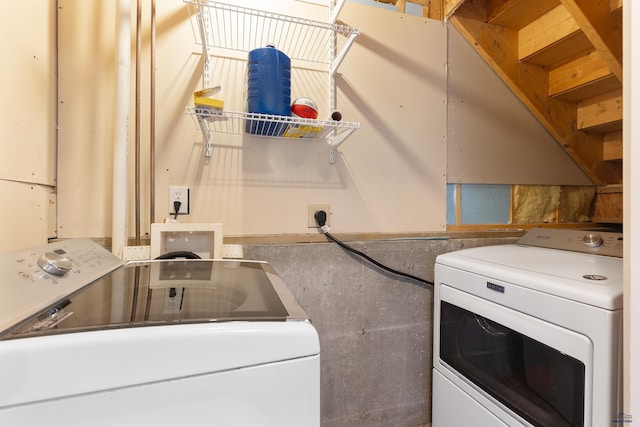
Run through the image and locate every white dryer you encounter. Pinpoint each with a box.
[0,239,320,426]
[432,228,623,427]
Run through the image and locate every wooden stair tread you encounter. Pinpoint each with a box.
[518,4,592,66]
[486,0,560,30]
[577,89,622,132]
[549,51,621,100]
[603,131,622,161]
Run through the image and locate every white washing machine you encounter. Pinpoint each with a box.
[0,239,320,426]
[432,228,623,427]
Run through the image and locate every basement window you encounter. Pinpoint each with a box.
[446,184,597,230]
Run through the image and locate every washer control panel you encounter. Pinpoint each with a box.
[517,228,623,258]
[37,251,74,276]
[0,239,124,334]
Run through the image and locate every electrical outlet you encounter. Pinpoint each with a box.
[308,204,330,228]
[169,186,190,215]
[162,287,184,313]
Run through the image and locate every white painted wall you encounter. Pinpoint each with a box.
[55,0,593,242]
[446,25,592,186]
[1,0,612,247]
[0,1,57,253]
[57,0,448,238]
[57,1,117,239]
[624,0,639,417]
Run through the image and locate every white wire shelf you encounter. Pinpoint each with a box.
[188,108,359,141]
[185,0,360,67]
[184,1,361,162]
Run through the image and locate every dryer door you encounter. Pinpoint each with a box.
[435,285,592,427]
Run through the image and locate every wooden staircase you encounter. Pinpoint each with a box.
[377,0,623,222]
[446,0,623,222]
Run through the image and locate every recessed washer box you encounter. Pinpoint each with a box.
[150,223,223,259]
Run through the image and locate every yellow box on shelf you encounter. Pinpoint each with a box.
[193,87,224,113]
[283,124,323,138]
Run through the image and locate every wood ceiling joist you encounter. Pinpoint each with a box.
[444,0,466,17]
[426,1,444,20]
[559,0,622,81]
[449,0,621,185]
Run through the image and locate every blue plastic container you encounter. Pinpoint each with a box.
[246,45,291,136]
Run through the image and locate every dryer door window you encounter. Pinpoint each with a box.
[440,301,585,427]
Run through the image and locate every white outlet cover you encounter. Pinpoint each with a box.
[169,186,190,215]
[150,223,223,259]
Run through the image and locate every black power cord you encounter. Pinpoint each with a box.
[314,211,434,287]
[173,201,182,220]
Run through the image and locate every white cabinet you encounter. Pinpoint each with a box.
[185,0,360,162]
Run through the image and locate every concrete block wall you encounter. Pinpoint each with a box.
[243,235,518,427]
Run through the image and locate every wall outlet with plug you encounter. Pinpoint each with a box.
[308,204,330,228]
[169,186,190,215]
[162,287,184,314]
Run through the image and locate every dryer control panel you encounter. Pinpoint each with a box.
[517,228,623,258]
[0,239,123,334]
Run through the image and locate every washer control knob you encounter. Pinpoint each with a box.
[583,233,604,248]
[37,252,73,276]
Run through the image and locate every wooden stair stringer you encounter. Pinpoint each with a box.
[559,0,622,82]
[448,0,621,186]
